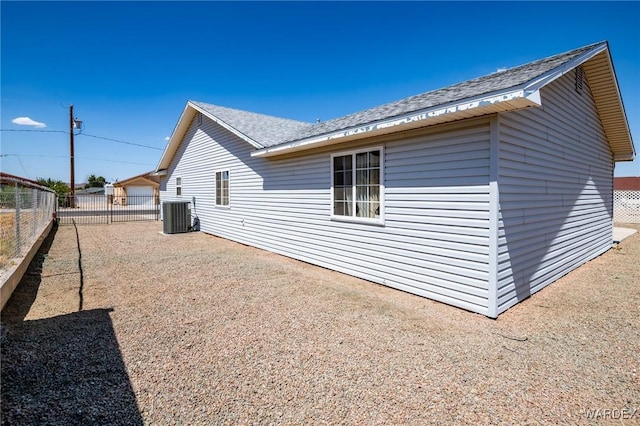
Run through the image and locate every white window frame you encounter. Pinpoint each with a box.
[175,176,182,197]
[330,146,384,225]
[215,169,230,208]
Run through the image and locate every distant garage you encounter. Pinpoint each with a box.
[112,171,160,206]
[127,185,154,205]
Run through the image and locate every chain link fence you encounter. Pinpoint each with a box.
[0,175,57,271]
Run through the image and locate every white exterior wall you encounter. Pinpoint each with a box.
[495,71,614,315]
[160,115,493,315]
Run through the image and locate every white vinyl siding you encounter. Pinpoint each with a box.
[159,72,615,318]
[160,116,492,316]
[495,70,613,315]
[384,122,491,314]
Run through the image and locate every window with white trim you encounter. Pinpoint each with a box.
[176,177,182,196]
[331,147,383,223]
[215,170,229,206]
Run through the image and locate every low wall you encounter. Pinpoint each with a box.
[0,219,54,311]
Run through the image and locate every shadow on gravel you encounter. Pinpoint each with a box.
[2,222,58,322]
[1,308,143,425]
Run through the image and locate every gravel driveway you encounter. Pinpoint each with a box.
[2,221,639,425]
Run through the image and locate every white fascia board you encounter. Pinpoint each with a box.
[156,102,195,171]
[614,152,636,162]
[525,90,541,105]
[252,88,537,158]
[602,48,636,161]
[523,42,608,94]
[189,102,264,150]
[156,101,266,172]
[524,42,634,161]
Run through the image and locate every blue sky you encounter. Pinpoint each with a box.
[1,1,639,184]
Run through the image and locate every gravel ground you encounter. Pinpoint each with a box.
[2,221,639,425]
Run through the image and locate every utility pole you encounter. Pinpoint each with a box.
[69,104,75,208]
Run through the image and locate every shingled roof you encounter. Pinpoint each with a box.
[190,102,311,148]
[157,41,634,170]
[286,42,600,144]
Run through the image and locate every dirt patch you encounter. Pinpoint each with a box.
[2,222,639,424]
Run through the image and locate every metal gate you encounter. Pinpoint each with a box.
[57,194,160,225]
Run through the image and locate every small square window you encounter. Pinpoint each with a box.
[176,177,182,196]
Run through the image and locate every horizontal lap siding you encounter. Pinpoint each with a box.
[162,117,492,315]
[384,126,491,314]
[160,116,223,219]
[496,71,613,315]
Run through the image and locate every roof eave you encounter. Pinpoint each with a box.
[113,176,158,187]
[525,42,635,162]
[523,42,609,93]
[252,88,541,158]
[614,152,636,162]
[585,47,635,162]
[156,101,265,172]
[189,102,265,150]
[156,102,196,171]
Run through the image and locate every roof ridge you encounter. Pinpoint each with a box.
[189,100,313,126]
[189,100,313,148]
[274,41,609,144]
[308,42,607,131]
[158,41,632,167]
[190,42,608,143]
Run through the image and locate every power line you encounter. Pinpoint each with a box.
[1,153,154,166]
[1,128,164,150]
[1,154,31,178]
[0,129,66,133]
[16,156,31,179]
[1,154,66,158]
[78,156,156,166]
[77,133,163,150]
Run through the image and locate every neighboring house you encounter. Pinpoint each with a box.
[76,187,105,195]
[74,186,105,209]
[112,171,160,206]
[156,41,635,318]
[614,177,640,191]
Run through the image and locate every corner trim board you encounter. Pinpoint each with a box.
[487,115,500,318]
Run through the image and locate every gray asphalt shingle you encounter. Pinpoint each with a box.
[190,102,311,148]
[193,42,602,148]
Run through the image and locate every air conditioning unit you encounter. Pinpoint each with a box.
[162,201,191,234]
